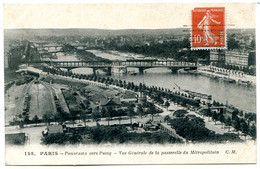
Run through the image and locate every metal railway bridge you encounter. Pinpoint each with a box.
[39,60,198,74]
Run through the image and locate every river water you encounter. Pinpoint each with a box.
[53,51,256,113]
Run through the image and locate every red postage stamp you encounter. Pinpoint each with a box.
[191,7,226,50]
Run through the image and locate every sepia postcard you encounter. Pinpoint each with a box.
[2,1,257,165]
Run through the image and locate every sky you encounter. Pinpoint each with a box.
[4,3,256,29]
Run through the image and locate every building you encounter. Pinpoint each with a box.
[47,125,64,134]
[62,89,83,113]
[137,91,147,106]
[210,51,218,61]
[225,50,248,67]
[248,51,256,66]
[210,50,225,62]
[6,133,29,145]
[4,51,9,68]
[120,93,137,103]
[210,50,256,68]
[225,50,255,67]
[99,97,121,111]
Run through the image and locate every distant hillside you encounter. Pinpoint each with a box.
[4,28,189,39]
[4,28,255,40]
[227,28,255,34]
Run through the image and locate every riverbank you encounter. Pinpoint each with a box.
[86,49,158,61]
[197,66,256,86]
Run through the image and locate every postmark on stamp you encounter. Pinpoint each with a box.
[191,7,226,50]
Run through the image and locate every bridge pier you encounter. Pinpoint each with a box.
[66,68,72,72]
[189,67,198,70]
[170,68,178,73]
[139,68,145,74]
[111,66,127,74]
[106,67,112,75]
[92,68,97,75]
[66,68,73,76]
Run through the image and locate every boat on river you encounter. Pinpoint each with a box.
[128,71,137,75]
[174,83,212,101]
[183,89,212,101]
[237,79,252,87]
[188,70,201,75]
[222,77,236,83]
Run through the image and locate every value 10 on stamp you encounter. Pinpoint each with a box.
[191,7,226,50]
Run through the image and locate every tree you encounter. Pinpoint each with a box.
[238,110,243,117]
[232,110,239,121]
[164,100,170,110]
[250,39,255,49]
[117,109,125,124]
[173,109,188,118]
[43,113,52,126]
[53,114,59,124]
[80,111,88,127]
[232,116,241,131]
[164,115,171,124]
[249,124,256,140]
[137,104,145,119]
[13,114,25,128]
[212,112,218,125]
[57,110,69,124]
[117,116,122,125]
[247,113,256,124]
[105,107,113,126]
[241,121,249,140]
[147,103,157,121]
[219,114,225,129]
[225,116,232,132]
[32,115,39,126]
[206,108,212,122]
[21,111,30,126]
[127,105,135,124]
[91,110,101,126]
[101,107,106,118]
[69,111,77,127]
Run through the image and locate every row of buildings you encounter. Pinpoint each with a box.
[61,86,148,116]
[210,50,256,68]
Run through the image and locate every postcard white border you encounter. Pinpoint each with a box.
[1,0,259,168]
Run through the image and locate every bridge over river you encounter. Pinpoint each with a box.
[36,60,198,74]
